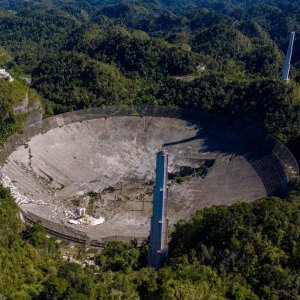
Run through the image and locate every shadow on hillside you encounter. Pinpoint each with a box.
[162,113,288,197]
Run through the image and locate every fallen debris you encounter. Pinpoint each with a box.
[65,208,105,226]
[0,168,32,205]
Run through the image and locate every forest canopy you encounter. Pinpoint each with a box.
[0,1,300,299]
[0,182,299,299]
[0,0,299,142]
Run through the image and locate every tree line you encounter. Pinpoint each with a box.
[0,180,299,299]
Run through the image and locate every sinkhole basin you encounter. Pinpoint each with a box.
[0,107,298,244]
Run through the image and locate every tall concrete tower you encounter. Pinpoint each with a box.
[282,32,295,81]
[148,150,169,269]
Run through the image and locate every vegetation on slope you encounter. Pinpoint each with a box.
[0,47,12,66]
[31,51,137,113]
[0,78,41,145]
[0,185,61,298]
[0,1,299,298]
[0,182,299,299]
[0,0,299,142]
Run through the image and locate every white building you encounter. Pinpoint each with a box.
[0,68,14,82]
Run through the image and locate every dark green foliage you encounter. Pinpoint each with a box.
[0,185,60,298]
[0,3,81,72]
[0,80,19,144]
[0,0,299,141]
[32,51,134,113]
[0,78,41,145]
[0,185,21,247]
[0,183,300,299]
[156,76,300,141]
[0,0,300,298]
[22,222,48,248]
[38,261,98,300]
[192,24,252,58]
[65,26,196,77]
[169,195,300,299]
[243,43,282,78]
[95,241,141,272]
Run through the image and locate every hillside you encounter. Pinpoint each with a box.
[0,0,298,142]
[0,0,300,141]
[0,0,299,299]
[0,182,299,299]
[0,77,41,145]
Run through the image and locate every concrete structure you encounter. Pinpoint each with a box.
[148,150,169,269]
[0,107,298,244]
[282,32,295,81]
[0,68,13,82]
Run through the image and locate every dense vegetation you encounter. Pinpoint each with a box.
[0,0,300,299]
[0,182,299,299]
[0,0,299,142]
[0,77,41,145]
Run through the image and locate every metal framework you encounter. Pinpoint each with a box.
[282,32,295,81]
[148,150,169,269]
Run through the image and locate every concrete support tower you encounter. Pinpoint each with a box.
[282,32,295,81]
[148,150,169,269]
